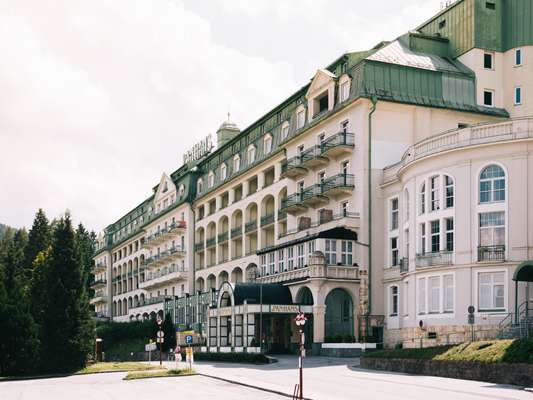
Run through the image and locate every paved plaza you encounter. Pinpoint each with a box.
[1,356,531,400]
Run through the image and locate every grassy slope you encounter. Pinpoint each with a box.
[77,362,160,374]
[124,369,195,380]
[363,339,533,364]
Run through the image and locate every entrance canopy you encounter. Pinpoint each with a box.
[232,283,292,305]
[513,261,533,282]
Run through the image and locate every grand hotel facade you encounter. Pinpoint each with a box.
[92,0,533,350]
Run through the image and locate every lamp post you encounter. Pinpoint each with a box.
[295,312,307,400]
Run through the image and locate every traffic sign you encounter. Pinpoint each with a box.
[145,343,157,352]
[468,314,475,325]
[185,335,193,344]
[156,316,163,325]
[468,305,475,314]
[156,337,164,343]
[157,330,165,338]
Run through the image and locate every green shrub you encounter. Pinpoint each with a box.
[96,321,158,354]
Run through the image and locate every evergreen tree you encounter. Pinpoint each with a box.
[41,216,94,372]
[0,233,39,376]
[24,209,50,277]
[74,224,96,296]
[29,249,51,329]
[162,312,177,352]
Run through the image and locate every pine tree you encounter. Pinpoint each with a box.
[41,216,94,372]
[29,249,51,329]
[25,209,50,277]
[162,312,177,352]
[74,224,96,296]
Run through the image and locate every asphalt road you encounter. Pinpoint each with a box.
[1,356,531,400]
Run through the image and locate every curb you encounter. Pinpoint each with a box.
[199,373,314,400]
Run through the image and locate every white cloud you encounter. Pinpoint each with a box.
[0,0,443,231]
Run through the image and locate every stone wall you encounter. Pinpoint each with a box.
[384,324,500,349]
[361,357,533,387]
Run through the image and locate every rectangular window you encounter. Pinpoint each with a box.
[340,81,350,102]
[403,281,409,316]
[420,223,426,254]
[341,160,350,175]
[430,176,439,211]
[430,220,440,253]
[486,1,495,10]
[268,252,275,275]
[479,212,505,246]
[515,87,522,105]
[443,275,454,312]
[391,286,399,316]
[260,255,267,276]
[308,240,315,254]
[287,247,294,270]
[297,110,305,129]
[341,120,349,133]
[390,237,398,266]
[341,240,353,265]
[445,175,454,208]
[429,276,440,313]
[297,180,304,194]
[484,53,493,69]
[281,125,289,139]
[325,239,337,265]
[278,249,285,272]
[297,244,305,268]
[341,201,349,217]
[515,49,522,66]
[404,229,410,261]
[484,90,494,107]
[390,198,399,230]
[445,218,454,252]
[478,271,505,311]
[418,277,426,314]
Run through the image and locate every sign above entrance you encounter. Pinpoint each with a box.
[271,305,301,313]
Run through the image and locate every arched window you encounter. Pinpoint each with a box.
[233,155,240,172]
[404,188,410,220]
[263,134,272,155]
[480,164,505,203]
[281,122,290,140]
[419,182,426,215]
[444,175,454,208]
[197,179,204,194]
[247,145,256,164]
[208,171,215,188]
[220,163,227,181]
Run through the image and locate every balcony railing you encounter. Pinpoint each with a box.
[321,173,355,194]
[400,258,409,273]
[194,242,205,252]
[478,245,505,262]
[218,232,229,243]
[278,210,287,221]
[321,132,355,154]
[416,251,453,268]
[131,295,174,309]
[206,237,216,248]
[91,278,107,287]
[280,192,306,212]
[260,213,275,227]
[231,226,243,238]
[245,220,258,233]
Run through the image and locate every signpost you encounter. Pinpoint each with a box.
[156,316,164,366]
[145,340,156,364]
[294,312,307,400]
[468,306,476,342]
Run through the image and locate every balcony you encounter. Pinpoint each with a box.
[140,267,188,290]
[194,242,205,252]
[278,210,287,221]
[91,278,107,288]
[143,221,187,248]
[321,174,355,197]
[302,184,329,207]
[131,295,174,309]
[416,251,452,268]
[280,193,307,215]
[260,213,275,227]
[218,232,229,243]
[93,262,107,273]
[301,145,329,169]
[245,220,258,233]
[206,237,216,248]
[400,258,409,273]
[478,245,505,262]
[321,132,355,157]
[90,292,108,305]
[231,226,243,238]
[281,156,307,179]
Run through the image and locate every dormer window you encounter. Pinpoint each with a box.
[179,185,185,197]
[296,109,305,129]
[233,155,240,172]
[281,122,289,140]
[263,134,272,155]
[162,182,168,192]
[247,145,256,164]
[339,75,351,103]
[197,179,204,194]
[208,172,215,188]
[220,163,227,181]
[314,91,329,117]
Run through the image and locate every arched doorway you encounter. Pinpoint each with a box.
[325,288,354,340]
[513,261,533,324]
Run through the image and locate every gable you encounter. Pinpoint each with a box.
[306,69,337,99]
[154,173,176,202]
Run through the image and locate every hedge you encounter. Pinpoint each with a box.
[189,352,270,364]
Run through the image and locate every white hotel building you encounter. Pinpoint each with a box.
[92,0,533,350]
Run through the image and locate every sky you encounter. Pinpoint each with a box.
[0,0,444,232]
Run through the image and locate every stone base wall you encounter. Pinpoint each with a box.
[361,357,533,387]
[384,324,500,349]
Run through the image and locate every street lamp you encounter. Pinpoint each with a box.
[294,312,307,400]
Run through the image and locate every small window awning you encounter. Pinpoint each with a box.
[513,261,533,282]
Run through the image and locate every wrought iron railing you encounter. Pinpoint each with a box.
[260,213,275,226]
[231,226,243,238]
[245,220,257,233]
[477,245,505,262]
[217,232,229,243]
[416,251,452,268]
